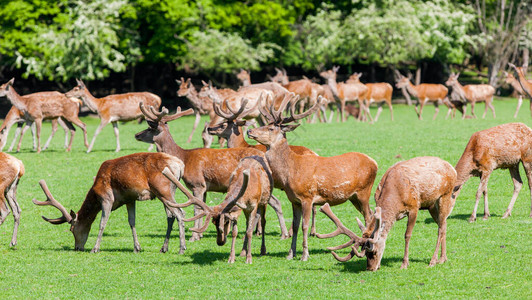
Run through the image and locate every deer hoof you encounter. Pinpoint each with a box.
[502,211,511,219]
[468,215,477,223]
[482,214,490,221]
[90,248,100,253]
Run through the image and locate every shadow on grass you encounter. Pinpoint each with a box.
[323,256,428,273]
[423,213,500,224]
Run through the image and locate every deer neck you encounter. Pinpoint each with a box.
[5,86,28,112]
[227,126,249,148]
[326,78,340,99]
[509,78,524,94]
[242,78,251,87]
[155,126,187,161]
[450,81,468,100]
[264,138,294,188]
[184,88,202,111]
[79,89,101,112]
[405,82,419,98]
[76,189,102,228]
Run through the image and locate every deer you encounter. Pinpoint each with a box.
[508,63,532,116]
[452,123,532,222]
[237,69,252,87]
[0,78,89,153]
[65,79,161,153]
[320,66,368,122]
[445,73,496,119]
[0,106,71,152]
[346,73,394,122]
[134,103,280,242]
[0,152,24,247]
[503,71,532,118]
[394,72,453,120]
[246,95,378,261]
[163,155,272,264]
[32,152,191,253]
[317,156,457,271]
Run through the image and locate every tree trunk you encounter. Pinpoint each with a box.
[401,87,412,106]
[523,48,529,72]
[415,66,421,86]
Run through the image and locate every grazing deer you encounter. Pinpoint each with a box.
[0,78,88,153]
[318,156,456,271]
[135,104,274,242]
[33,152,189,253]
[445,73,496,119]
[347,73,394,122]
[164,155,272,264]
[452,123,532,222]
[65,79,161,153]
[320,66,368,122]
[0,152,24,247]
[176,78,215,144]
[247,95,378,261]
[394,72,452,120]
[0,106,71,152]
[508,63,532,116]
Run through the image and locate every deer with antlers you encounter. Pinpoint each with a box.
[246,95,378,261]
[65,79,161,153]
[320,67,368,122]
[508,63,532,115]
[452,123,532,222]
[318,156,456,271]
[33,152,190,253]
[445,73,496,119]
[503,71,532,118]
[394,72,453,120]
[347,73,394,122]
[0,78,88,153]
[0,152,24,247]
[135,103,286,242]
[163,154,273,263]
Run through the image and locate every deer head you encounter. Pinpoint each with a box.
[445,72,461,87]
[207,97,259,139]
[319,67,338,81]
[0,78,15,97]
[135,103,194,145]
[176,77,193,97]
[394,72,411,89]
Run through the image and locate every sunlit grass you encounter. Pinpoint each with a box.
[0,98,530,298]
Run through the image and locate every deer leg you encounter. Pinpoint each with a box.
[514,96,523,118]
[246,209,260,264]
[340,101,346,122]
[160,210,175,253]
[521,162,532,217]
[374,102,384,122]
[16,122,32,152]
[470,102,477,118]
[57,118,70,149]
[300,200,312,261]
[267,195,288,239]
[310,204,317,237]
[92,199,113,253]
[126,202,141,253]
[470,171,491,222]
[259,205,267,257]
[66,117,88,150]
[489,97,496,118]
[228,220,238,263]
[365,101,375,123]
[112,121,120,152]
[7,123,23,152]
[432,101,440,120]
[287,203,302,260]
[187,111,201,143]
[5,179,20,247]
[417,100,426,120]
[34,118,42,153]
[30,122,37,151]
[0,195,9,226]
[241,211,251,257]
[87,120,109,153]
[42,119,59,151]
[401,210,418,269]
[502,165,523,218]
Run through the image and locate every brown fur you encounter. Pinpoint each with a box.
[0,152,24,247]
[177,77,214,144]
[445,73,496,119]
[395,75,452,120]
[508,64,532,117]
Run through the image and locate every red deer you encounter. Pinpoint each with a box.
[503,71,532,118]
[247,95,378,261]
[318,156,456,271]
[163,155,272,263]
[0,78,88,153]
[445,73,496,119]
[347,73,394,122]
[320,66,368,122]
[0,152,24,247]
[32,152,189,253]
[65,79,161,153]
[452,123,532,222]
[237,69,252,87]
[395,72,453,120]
[177,77,215,144]
[508,63,532,116]
[0,106,71,152]
[135,104,273,242]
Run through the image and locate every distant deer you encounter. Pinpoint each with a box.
[33,152,189,253]
[176,78,215,144]
[65,79,161,153]
[247,95,378,261]
[395,72,453,120]
[453,123,532,222]
[347,73,394,122]
[135,104,277,242]
[237,69,252,87]
[318,156,456,271]
[445,73,496,119]
[0,152,24,247]
[508,63,532,116]
[320,66,368,122]
[0,106,71,152]
[0,78,88,153]
[164,155,272,264]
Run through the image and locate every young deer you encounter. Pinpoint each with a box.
[508,63,532,115]
[0,78,88,153]
[164,155,272,264]
[0,152,24,247]
[318,156,457,271]
[176,78,215,144]
[445,73,496,119]
[347,73,394,122]
[395,72,452,120]
[237,69,252,87]
[134,104,279,242]
[453,123,532,222]
[247,95,378,261]
[503,71,531,118]
[65,79,161,153]
[33,152,189,253]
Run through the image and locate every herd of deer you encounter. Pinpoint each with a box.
[0,63,531,271]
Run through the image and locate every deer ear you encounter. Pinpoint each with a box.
[186,78,191,84]
[281,124,299,133]
[201,80,208,86]
[69,210,77,223]
[7,78,14,86]
[176,79,181,85]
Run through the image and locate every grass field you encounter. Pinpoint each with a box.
[0,98,531,299]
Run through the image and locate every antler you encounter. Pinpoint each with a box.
[32,180,74,224]
[226,97,260,121]
[282,95,322,124]
[140,102,168,122]
[366,207,383,244]
[213,98,251,121]
[162,168,213,233]
[316,203,366,261]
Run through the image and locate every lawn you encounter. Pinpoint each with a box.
[0,98,531,299]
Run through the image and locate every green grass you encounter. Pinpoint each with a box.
[0,98,531,299]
